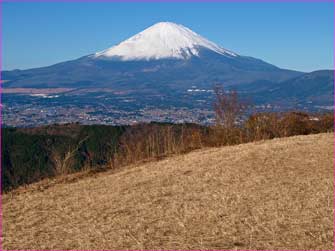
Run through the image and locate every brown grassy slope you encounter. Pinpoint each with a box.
[2,133,334,250]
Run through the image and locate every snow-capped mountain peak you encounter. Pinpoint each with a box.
[93,22,237,61]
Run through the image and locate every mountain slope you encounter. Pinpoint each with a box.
[238,70,334,106]
[3,133,333,250]
[267,70,334,102]
[2,22,302,89]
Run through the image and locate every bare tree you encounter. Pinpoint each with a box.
[51,136,89,175]
[213,84,246,129]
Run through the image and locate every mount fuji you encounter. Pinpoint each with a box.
[93,22,237,60]
[3,22,304,91]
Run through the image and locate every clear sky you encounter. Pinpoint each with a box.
[2,1,334,72]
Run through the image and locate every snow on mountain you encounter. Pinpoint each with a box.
[93,22,237,61]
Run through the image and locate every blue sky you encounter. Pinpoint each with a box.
[2,1,334,72]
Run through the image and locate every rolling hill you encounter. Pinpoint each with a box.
[2,133,333,250]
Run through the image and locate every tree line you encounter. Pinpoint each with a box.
[2,86,333,191]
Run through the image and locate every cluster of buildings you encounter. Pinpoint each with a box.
[2,102,216,128]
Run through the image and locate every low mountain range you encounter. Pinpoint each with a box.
[2,21,333,107]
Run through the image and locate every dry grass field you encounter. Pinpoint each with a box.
[2,133,334,250]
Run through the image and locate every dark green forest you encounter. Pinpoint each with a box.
[2,124,126,191]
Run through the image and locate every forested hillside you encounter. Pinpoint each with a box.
[2,111,333,191]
